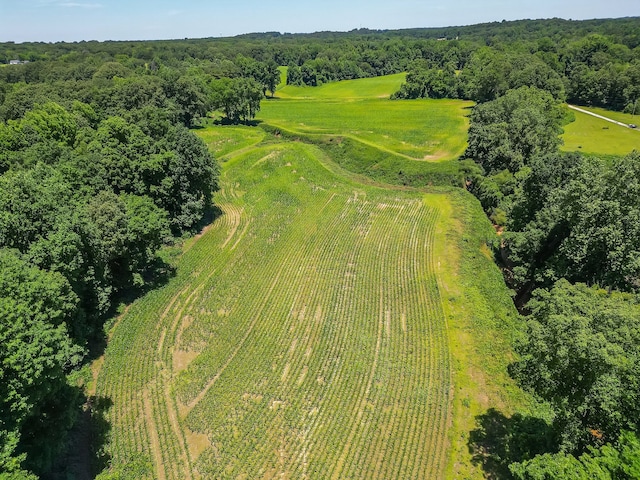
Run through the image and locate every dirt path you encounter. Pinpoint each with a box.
[567,104,635,129]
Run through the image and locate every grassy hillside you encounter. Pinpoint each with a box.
[561,107,640,157]
[261,75,472,162]
[276,72,406,100]
[96,76,526,479]
[251,74,475,189]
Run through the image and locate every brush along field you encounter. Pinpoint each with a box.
[96,76,522,480]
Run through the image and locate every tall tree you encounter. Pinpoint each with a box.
[510,280,640,452]
[506,152,640,293]
[465,86,564,175]
[210,77,262,123]
[0,249,83,475]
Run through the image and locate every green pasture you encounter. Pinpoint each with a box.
[277,66,288,91]
[259,75,472,162]
[561,107,640,157]
[259,97,472,161]
[276,72,406,99]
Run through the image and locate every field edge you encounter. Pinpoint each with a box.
[429,189,531,479]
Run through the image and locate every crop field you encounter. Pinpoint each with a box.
[561,106,640,157]
[260,74,473,161]
[97,139,455,478]
[96,75,521,479]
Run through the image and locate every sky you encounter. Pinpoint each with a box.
[0,0,637,43]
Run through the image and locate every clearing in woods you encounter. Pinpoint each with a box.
[259,73,473,162]
[561,104,640,157]
[96,74,522,479]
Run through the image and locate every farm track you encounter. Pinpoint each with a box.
[567,104,638,129]
[97,138,455,479]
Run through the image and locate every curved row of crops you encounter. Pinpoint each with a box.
[96,133,454,479]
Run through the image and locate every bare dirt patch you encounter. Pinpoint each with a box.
[173,349,198,373]
[185,429,211,466]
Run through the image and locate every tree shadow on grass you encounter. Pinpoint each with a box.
[89,395,114,476]
[192,204,224,234]
[213,117,263,127]
[85,253,177,361]
[468,408,556,479]
[88,205,224,361]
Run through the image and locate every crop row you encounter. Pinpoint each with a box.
[95,193,248,479]
[182,183,450,476]
[96,141,454,479]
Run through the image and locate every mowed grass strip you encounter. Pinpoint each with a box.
[569,105,640,126]
[561,107,640,156]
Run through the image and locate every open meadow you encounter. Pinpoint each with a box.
[260,75,473,162]
[561,106,640,157]
[96,76,524,479]
[276,72,407,100]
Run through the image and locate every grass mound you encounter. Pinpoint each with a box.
[254,74,473,188]
[260,122,469,187]
[259,95,472,162]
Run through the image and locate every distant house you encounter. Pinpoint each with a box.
[8,60,29,65]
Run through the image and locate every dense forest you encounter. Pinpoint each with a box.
[2,17,639,113]
[0,16,639,479]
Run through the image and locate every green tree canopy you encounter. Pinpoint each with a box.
[210,77,263,123]
[510,280,640,452]
[511,431,640,480]
[0,248,83,475]
[506,152,640,293]
[465,86,564,175]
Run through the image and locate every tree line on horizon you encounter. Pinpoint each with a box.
[2,17,639,114]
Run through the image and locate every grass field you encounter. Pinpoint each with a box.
[96,75,525,479]
[276,73,406,100]
[561,106,640,156]
[260,74,473,162]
